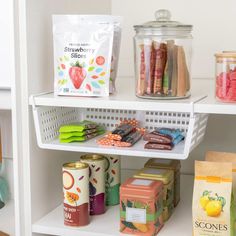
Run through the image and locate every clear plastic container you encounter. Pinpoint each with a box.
[134,9,193,99]
[215,52,236,102]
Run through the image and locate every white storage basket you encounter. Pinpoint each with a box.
[31,105,208,160]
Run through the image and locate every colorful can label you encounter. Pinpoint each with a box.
[105,155,121,206]
[62,161,89,227]
[81,154,106,215]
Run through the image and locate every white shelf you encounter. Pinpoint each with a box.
[32,174,193,236]
[38,135,188,160]
[194,79,236,114]
[29,78,206,113]
[0,199,15,235]
[0,89,11,110]
[29,78,236,115]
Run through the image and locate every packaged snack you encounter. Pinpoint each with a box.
[63,162,89,226]
[78,15,122,94]
[60,130,104,143]
[111,124,134,139]
[205,151,236,214]
[143,131,172,144]
[121,130,142,145]
[120,178,164,235]
[145,159,181,207]
[193,161,235,236]
[104,155,120,206]
[59,120,98,133]
[144,142,173,150]
[53,15,120,97]
[134,168,174,221]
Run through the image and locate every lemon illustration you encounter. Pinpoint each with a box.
[205,200,222,217]
[200,196,210,210]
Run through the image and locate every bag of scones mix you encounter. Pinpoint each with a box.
[193,161,235,236]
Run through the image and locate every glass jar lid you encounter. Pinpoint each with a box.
[134,9,192,34]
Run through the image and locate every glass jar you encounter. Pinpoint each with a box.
[134,9,193,99]
[215,52,236,102]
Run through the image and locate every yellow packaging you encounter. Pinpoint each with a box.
[134,168,174,221]
[145,158,181,206]
[193,161,235,236]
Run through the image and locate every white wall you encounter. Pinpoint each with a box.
[112,0,236,78]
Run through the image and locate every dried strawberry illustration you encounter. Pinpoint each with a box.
[69,62,86,89]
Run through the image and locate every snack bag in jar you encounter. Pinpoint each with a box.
[53,15,114,97]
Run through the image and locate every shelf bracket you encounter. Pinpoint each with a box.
[190,94,208,118]
[30,91,53,110]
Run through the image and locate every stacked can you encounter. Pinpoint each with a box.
[81,154,106,215]
[104,155,121,206]
[62,161,89,226]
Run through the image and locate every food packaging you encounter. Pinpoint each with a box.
[134,168,174,221]
[120,177,164,235]
[134,9,193,99]
[215,52,236,102]
[145,159,181,207]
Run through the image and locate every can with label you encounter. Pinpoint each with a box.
[62,161,89,227]
[105,155,121,206]
[80,154,106,215]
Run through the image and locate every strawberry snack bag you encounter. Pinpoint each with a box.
[53,15,114,97]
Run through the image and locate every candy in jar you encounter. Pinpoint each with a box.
[215,52,236,102]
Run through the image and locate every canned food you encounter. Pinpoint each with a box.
[105,155,121,206]
[63,161,89,227]
[81,154,106,215]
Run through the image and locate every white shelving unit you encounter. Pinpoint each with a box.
[12,0,236,236]
[0,200,15,236]
[32,174,192,236]
[0,89,11,110]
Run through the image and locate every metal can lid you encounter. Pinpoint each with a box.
[80,154,106,162]
[63,161,89,170]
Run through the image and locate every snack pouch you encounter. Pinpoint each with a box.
[78,15,122,93]
[193,161,235,236]
[206,151,236,232]
[59,120,98,133]
[53,15,114,97]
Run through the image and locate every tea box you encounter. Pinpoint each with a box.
[145,158,181,206]
[120,177,164,235]
[134,168,174,221]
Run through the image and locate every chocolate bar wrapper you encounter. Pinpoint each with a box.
[144,142,173,150]
[171,45,178,96]
[153,42,167,94]
[167,40,175,94]
[121,130,142,146]
[172,134,185,145]
[144,41,153,95]
[157,128,183,140]
[143,131,172,144]
[59,120,98,133]
[137,44,146,96]
[60,130,104,143]
[112,124,134,138]
[177,46,187,97]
